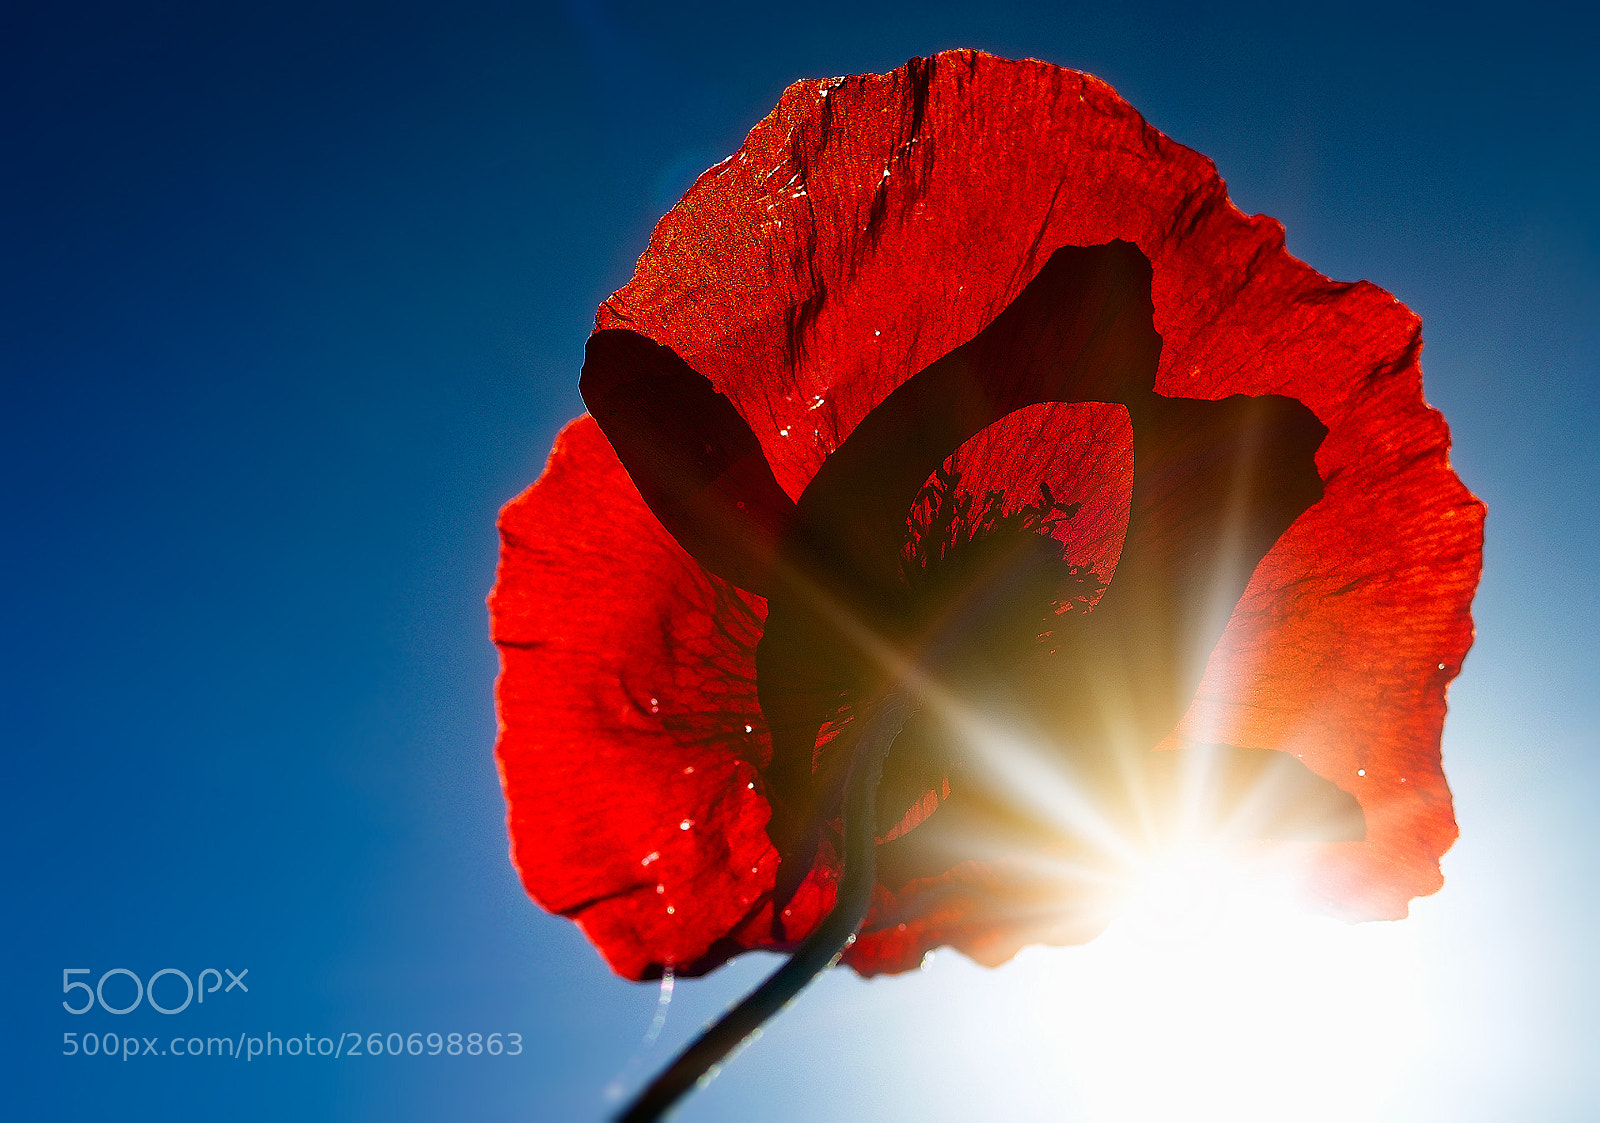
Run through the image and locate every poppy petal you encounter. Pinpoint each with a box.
[493,416,802,979]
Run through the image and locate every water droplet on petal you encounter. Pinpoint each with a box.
[679,819,693,830]
[642,851,659,866]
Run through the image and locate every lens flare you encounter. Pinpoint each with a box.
[884,691,1421,1122]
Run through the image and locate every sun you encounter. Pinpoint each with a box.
[1031,843,1430,1122]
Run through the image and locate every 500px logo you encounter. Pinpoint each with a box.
[63,968,248,1015]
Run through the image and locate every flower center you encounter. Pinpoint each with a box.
[901,463,1105,674]
[872,464,1107,843]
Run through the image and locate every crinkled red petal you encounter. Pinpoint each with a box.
[491,416,835,979]
[501,51,1483,977]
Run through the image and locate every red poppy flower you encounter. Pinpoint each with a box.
[491,51,1483,983]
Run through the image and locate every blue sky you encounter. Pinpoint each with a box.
[5,2,1597,1119]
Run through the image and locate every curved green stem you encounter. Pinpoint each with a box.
[616,692,917,1123]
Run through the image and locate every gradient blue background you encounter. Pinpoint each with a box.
[5,2,1596,1119]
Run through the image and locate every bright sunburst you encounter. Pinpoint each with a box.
[880,842,1430,1123]
[968,839,1426,1123]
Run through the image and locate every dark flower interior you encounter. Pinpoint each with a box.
[584,241,1359,936]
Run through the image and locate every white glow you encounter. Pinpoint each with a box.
[1003,849,1430,1123]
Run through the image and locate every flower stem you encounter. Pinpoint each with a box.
[616,691,917,1123]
